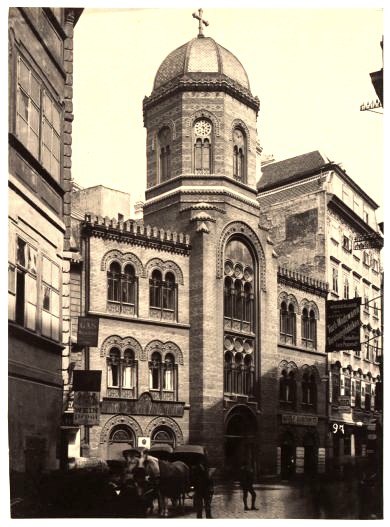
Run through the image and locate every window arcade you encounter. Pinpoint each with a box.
[193,118,212,174]
[107,260,137,313]
[149,351,177,398]
[232,127,247,183]
[107,347,137,398]
[301,307,317,349]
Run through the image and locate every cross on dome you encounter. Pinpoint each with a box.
[192,8,209,37]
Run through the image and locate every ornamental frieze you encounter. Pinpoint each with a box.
[101,392,185,418]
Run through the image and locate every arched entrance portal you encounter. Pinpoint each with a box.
[224,406,257,479]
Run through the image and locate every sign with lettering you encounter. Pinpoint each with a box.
[73,370,101,426]
[281,414,318,426]
[101,392,185,417]
[77,317,99,347]
[326,298,361,352]
[338,396,351,412]
[354,233,383,250]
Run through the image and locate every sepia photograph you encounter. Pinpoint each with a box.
[7,2,384,520]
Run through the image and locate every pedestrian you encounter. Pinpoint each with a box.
[239,463,258,511]
[192,461,214,518]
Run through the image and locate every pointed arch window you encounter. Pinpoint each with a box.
[280,301,296,345]
[158,127,171,183]
[193,119,212,174]
[301,308,317,349]
[233,128,246,182]
[107,347,137,398]
[302,372,317,410]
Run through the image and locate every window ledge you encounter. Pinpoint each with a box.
[9,322,64,353]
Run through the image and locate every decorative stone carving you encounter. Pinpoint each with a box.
[300,298,320,320]
[278,291,300,314]
[144,416,184,444]
[100,414,143,444]
[144,340,184,365]
[278,360,298,374]
[144,257,184,284]
[101,250,144,276]
[100,335,143,359]
[217,221,266,291]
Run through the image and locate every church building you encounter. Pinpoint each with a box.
[66,10,328,478]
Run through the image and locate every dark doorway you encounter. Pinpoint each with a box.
[281,433,295,479]
[303,433,317,475]
[224,407,257,479]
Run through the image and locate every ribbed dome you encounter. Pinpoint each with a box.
[153,36,250,91]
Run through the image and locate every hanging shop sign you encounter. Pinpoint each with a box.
[326,298,361,352]
[73,370,101,426]
[77,317,99,347]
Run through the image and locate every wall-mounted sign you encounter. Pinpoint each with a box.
[77,317,99,347]
[326,298,361,352]
[73,370,101,426]
[338,396,351,412]
[281,414,318,426]
[354,233,383,250]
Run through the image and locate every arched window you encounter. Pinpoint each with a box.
[107,261,138,314]
[224,277,233,317]
[224,351,233,393]
[149,351,161,391]
[107,261,121,302]
[243,354,254,396]
[279,370,296,408]
[151,426,176,448]
[302,308,317,349]
[107,347,137,398]
[163,353,175,391]
[149,269,178,321]
[149,351,177,399]
[122,349,136,389]
[302,372,317,410]
[223,240,255,332]
[122,264,136,305]
[108,425,135,460]
[150,269,162,308]
[233,128,246,183]
[163,272,176,311]
[193,119,212,174]
[280,301,296,345]
[107,347,120,387]
[158,127,171,183]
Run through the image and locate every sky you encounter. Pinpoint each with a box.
[71,5,384,220]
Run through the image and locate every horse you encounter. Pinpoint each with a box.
[126,450,190,517]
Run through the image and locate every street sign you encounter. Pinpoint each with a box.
[326,298,361,352]
[77,317,99,346]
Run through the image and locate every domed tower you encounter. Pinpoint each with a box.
[142,11,278,474]
[143,10,260,202]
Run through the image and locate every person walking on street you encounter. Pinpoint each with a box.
[239,463,258,511]
[192,461,214,519]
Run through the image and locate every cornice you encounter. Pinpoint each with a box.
[143,73,260,118]
[277,267,329,298]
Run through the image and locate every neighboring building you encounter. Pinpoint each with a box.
[64,15,329,479]
[258,150,383,471]
[8,7,82,496]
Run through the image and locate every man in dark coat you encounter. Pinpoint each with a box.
[192,462,214,519]
[239,463,258,511]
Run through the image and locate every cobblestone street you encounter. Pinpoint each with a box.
[159,479,372,520]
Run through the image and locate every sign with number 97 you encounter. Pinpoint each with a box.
[332,423,344,434]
